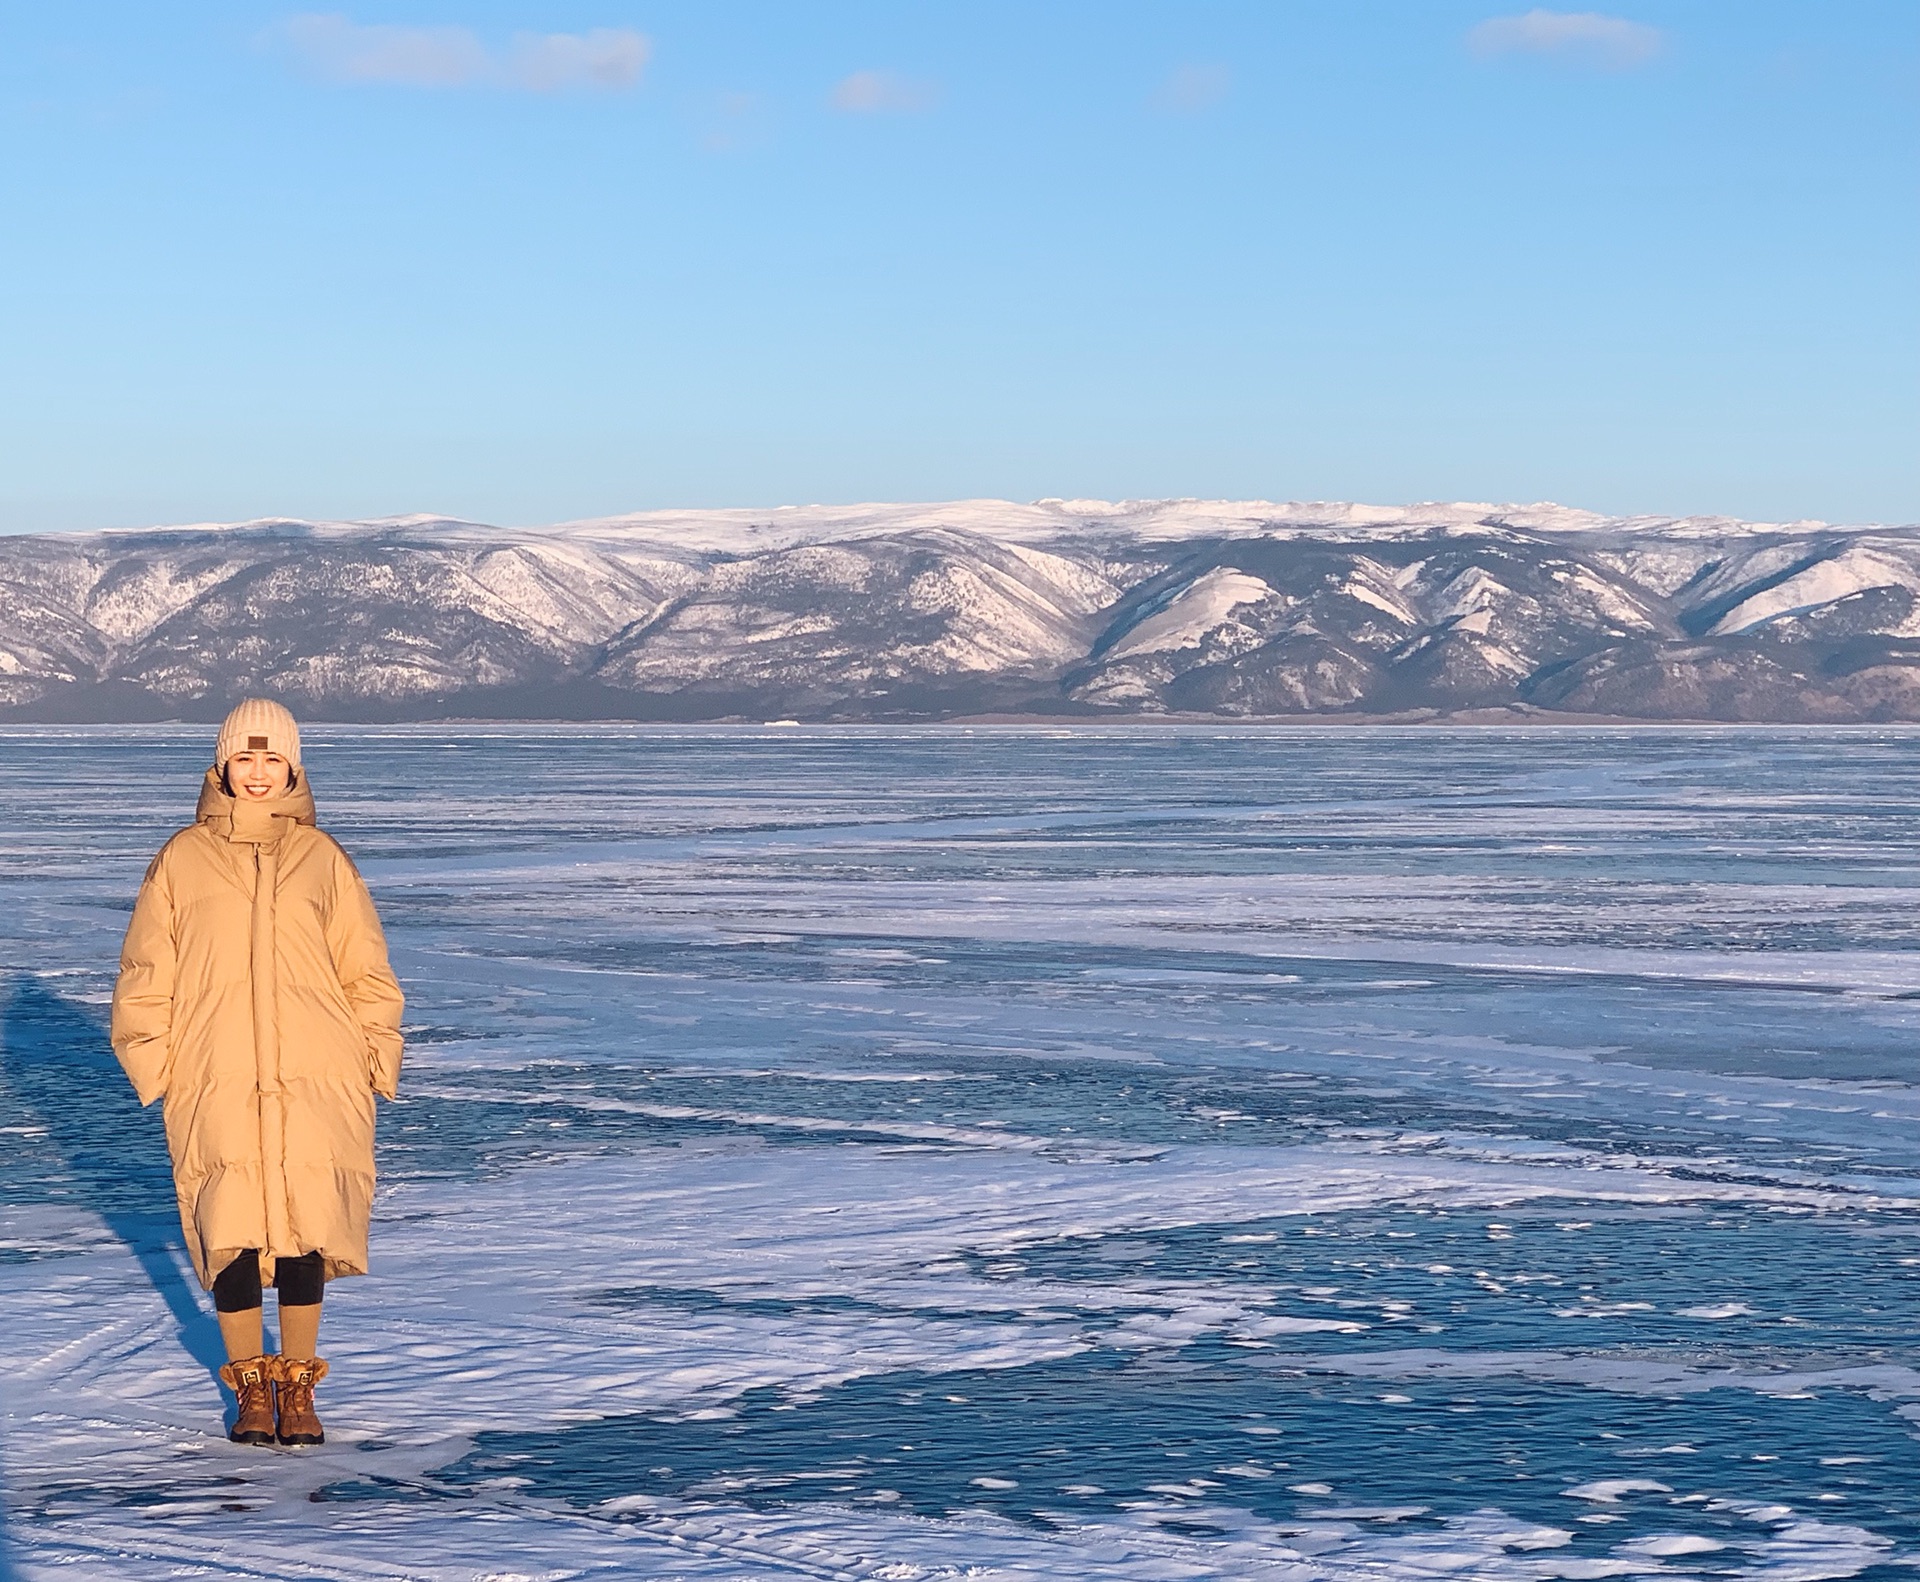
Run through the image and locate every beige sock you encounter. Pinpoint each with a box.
[279,1301,322,1361]
[217,1307,265,1364]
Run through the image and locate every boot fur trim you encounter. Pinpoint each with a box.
[219,1354,277,1446]
[272,1354,330,1446]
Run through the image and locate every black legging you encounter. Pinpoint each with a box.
[211,1250,325,1313]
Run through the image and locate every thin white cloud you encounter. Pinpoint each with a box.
[1153,63,1231,113]
[508,28,650,92]
[701,90,764,153]
[282,13,490,86]
[1468,9,1665,69]
[279,14,649,92]
[830,70,939,114]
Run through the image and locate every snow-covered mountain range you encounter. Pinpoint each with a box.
[5,497,1920,721]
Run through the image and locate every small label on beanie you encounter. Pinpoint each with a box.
[248,735,269,750]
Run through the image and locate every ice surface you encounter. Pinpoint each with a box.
[5,724,1920,1578]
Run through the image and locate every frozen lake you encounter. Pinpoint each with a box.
[5,724,1920,1579]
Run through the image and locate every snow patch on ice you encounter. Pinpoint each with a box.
[1563,1479,1673,1503]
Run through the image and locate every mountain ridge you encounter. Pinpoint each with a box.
[4,498,1919,723]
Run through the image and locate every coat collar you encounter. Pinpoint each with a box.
[195,766,318,843]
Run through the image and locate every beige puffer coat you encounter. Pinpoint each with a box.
[111,768,405,1290]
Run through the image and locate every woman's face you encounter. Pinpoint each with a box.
[228,750,292,800]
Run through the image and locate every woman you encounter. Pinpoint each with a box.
[111,699,404,1447]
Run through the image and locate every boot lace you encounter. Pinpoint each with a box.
[280,1371,314,1417]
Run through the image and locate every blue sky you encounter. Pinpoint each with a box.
[0,2,1914,531]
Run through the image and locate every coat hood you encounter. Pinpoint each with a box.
[195,766,317,842]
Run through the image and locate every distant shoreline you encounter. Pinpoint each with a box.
[7,711,1919,732]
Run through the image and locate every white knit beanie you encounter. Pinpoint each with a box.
[214,698,303,773]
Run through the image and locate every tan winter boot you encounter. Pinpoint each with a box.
[273,1355,330,1446]
[218,1355,277,1446]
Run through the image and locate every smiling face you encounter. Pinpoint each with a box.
[226,750,292,801]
